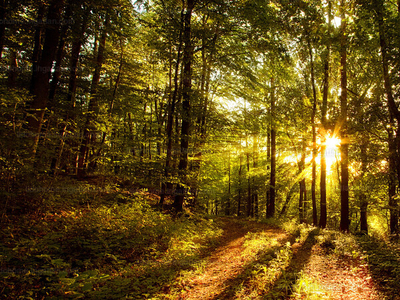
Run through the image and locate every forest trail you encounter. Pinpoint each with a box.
[174,218,288,299]
[165,218,384,300]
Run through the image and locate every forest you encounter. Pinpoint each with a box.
[1,0,400,298]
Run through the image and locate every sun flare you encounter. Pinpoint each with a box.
[324,136,341,172]
[325,136,341,149]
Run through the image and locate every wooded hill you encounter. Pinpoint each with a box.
[1,0,400,236]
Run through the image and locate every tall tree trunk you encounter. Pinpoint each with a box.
[375,0,400,235]
[174,0,194,212]
[48,3,72,104]
[30,2,45,94]
[27,0,65,157]
[319,0,332,228]
[267,77,276,217]
[339,0,349,232]
[77,14,109,178]
[308,39,318,226]
[52,10,89,175]
[95,41,124,162]
[160,8,184,206]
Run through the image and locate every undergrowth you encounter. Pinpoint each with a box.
[0,181,223,299]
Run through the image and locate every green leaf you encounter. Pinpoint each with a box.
[82,283,93,292]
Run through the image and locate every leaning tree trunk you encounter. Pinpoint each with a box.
[174,0,194,212]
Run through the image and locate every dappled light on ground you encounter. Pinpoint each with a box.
[158,221,386,300]
[163,218,288,299]
[295,244,382,299]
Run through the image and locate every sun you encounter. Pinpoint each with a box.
[325,136,341,149]
[324,136,341,172]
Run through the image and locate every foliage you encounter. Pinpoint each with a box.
[0,187,222,299]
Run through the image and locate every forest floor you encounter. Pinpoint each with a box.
[161,217,390,300]
[2,183,400,299]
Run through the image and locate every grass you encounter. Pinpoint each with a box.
[291,271,332,300]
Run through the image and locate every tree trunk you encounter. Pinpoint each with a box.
[266,129,271,217]
[253,135,259,218]
[0,0,7,61]
[388,126,398,235]
[77,14,109,178]
[375,0,400,235]
[339,0,349,232]
[319,0,331,228]
[280,184,297,216]
[238,151,242,216]
[30,2,45,94]
[27,0,65,156]
[226,151,231,215]
[7,50,17,88]
[267,77,276,217]
[359,137,368,233]
[174,0,194,212]
[308,39,318,226]
[48,4,72,104]
[160,8,184,206]
[299,138,306,223]
[52,10,89,175]
[246,133,252,217]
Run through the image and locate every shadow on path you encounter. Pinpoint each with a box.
[357,236,400,300]
[209,229,319,300]
[263,228,318,299]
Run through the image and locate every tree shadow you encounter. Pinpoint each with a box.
[356,235,400,299]
[89,217,272,299]
[209,228,318,300]
[263,228,318,299]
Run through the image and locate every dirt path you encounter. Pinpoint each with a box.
[287,235,384,300]
[166,218,385,300]
[175,218,288,299]
[302,245,381,299]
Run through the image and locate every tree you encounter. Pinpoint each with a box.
[339,0,349,232]
[173,0,195,212]
[27,0,65,156]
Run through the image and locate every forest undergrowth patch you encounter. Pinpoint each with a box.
[0,178,223,299]
[1,178,399,299]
